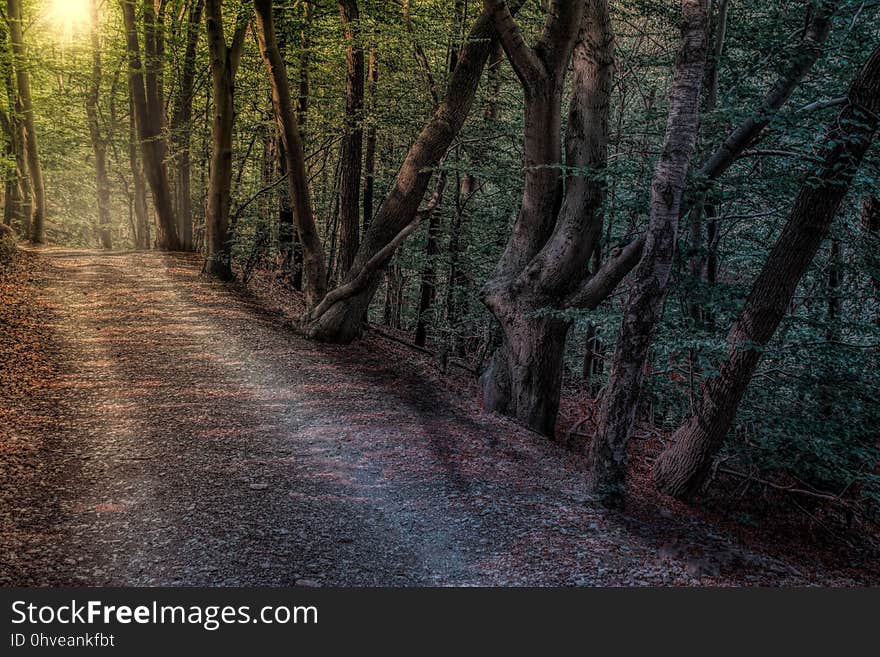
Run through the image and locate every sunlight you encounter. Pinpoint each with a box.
[48,0,91,36]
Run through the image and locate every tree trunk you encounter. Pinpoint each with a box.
[301,3,526,343]
[482,0,618,436]
[255,0,327,307]
[587,0,709,505]
[699,0,838,182]
[86,0,112,249]
[7,0,45,244]
[204,0,247,280]
[654,45,880,500]
[362,43,379,232]
[128,84,150,249]
[337,0,364,276]
[170,0,204,252]
[120,0,180,250]
[414,202,442,347]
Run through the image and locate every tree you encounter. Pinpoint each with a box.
[653,44,880,500]
[301,1,525,343]
[121,0,180,250]
[86,0,112,249]
[254,0,327,307]
[337,0,364,277]
[204,0,249,280]
[170,0,205,253]
[7,0,46,244]
[587,0,710,504]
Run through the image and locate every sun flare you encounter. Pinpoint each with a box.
[48,0,91,36]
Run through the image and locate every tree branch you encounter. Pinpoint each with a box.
[565,235,646,309]
[483,0,544,86]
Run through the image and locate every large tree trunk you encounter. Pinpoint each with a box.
[86,0,112,249]
[255,0,327,307]
[301,2,526,344]
[170,0,204,252]
[482,0,619,436]
[7,0,45,244]
[337,0,364,276]
[120,0,180,250]
[587,0,709,505]
[204,0,248,280]
[654,45,880,500]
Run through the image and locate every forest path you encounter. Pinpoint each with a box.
[2,248,809,586]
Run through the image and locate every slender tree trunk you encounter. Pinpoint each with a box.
[362,43,379,232]
[7,0,45,244]
[654,46,880,500]
[120,0,180,250]
[128,83,150,249]
[481,0,618,436]
[86,0,112,249]
[171,0,204,252]
[587,0,709,505]
[337,0,364,275]
[204,0,248,280]
[254,0,327,307]
[0,20,24,235]
[414,203,442,347]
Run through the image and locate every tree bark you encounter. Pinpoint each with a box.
[204,0,248,280]
[254,0,327,307]
[86,0,112,249]
[7,0,45,244]
[337,0,364,276]
[654,45,880,500]
[587,0,709,505]
[170,0,204,252]
[120,0,180,250]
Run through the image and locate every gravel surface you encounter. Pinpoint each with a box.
[1,248,871,586]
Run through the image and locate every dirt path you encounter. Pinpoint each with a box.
[0,248,866,586]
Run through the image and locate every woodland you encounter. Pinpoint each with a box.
[1,0,879,576]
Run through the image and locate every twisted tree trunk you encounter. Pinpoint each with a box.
[300,2,525,343]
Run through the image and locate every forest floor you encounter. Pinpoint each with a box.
[2,246,878,586]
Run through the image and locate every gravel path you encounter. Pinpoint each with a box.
[0,248,859,586]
